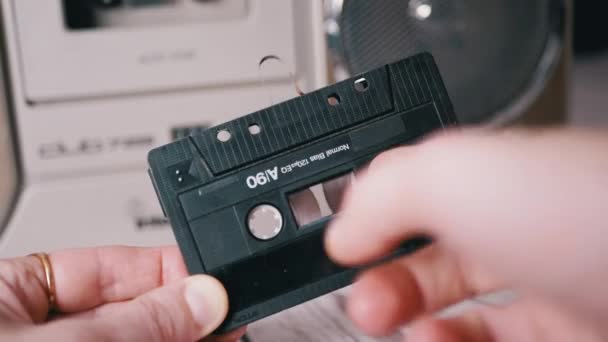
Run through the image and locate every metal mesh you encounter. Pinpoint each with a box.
[338,0,555,123]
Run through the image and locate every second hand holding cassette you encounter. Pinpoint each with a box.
[147,52,459,332]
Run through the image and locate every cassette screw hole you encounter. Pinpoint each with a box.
[354,78,369,92]
[217,129,231,142]
[248,124,262,135]
[327,94,341,106]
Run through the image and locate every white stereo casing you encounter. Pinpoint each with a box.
[0,0,328,257]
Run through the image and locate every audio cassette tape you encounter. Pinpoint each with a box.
[147,52,458,332]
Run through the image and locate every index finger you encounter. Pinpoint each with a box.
[325,127,608,274]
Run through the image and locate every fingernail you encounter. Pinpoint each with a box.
[184,275,228,335]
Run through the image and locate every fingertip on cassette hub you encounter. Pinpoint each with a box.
[147,51,458,333]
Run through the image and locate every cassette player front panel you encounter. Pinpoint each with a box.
[147,52,458,332]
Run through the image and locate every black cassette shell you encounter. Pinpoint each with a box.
[147,52,458,333]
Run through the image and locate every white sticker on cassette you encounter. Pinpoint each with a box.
[246,167,279,189]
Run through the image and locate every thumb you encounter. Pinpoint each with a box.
[36,275,229,342]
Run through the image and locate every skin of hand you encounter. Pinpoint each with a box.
[325,126,608,341]
[0,246,247,342]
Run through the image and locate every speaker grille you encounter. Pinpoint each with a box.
[336,0,559,123]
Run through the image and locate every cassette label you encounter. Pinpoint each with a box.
[245,138,352,190]
[147,52,459,332]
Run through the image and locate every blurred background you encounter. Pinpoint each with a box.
[0,0,605,340]
[571,0,608,126]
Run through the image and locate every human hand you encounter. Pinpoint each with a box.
[0,246,246,342]
[326,127,608,341]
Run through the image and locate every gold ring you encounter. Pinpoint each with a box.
[29,253,57,312]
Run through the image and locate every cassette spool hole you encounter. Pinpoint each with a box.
[354,78,369,92]
[248,124,262,135]
[327,94,341,106]
[217,129,232,142]
[288,172,356,228]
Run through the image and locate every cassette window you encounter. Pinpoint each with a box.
[288,172,355,228]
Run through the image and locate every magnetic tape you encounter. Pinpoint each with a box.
[147,52,458,332]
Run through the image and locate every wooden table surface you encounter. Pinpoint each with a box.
[245,287,406,342]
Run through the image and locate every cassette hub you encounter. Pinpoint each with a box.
[247,204,283,241]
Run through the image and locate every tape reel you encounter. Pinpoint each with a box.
[288,172,356,229]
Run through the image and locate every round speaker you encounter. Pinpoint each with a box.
[325,0,566,125]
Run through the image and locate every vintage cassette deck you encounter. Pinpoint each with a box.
[147,52,458,332]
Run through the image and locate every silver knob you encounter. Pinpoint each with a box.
[247,204,283,240]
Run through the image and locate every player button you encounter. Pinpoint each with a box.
[247,204,283,240]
